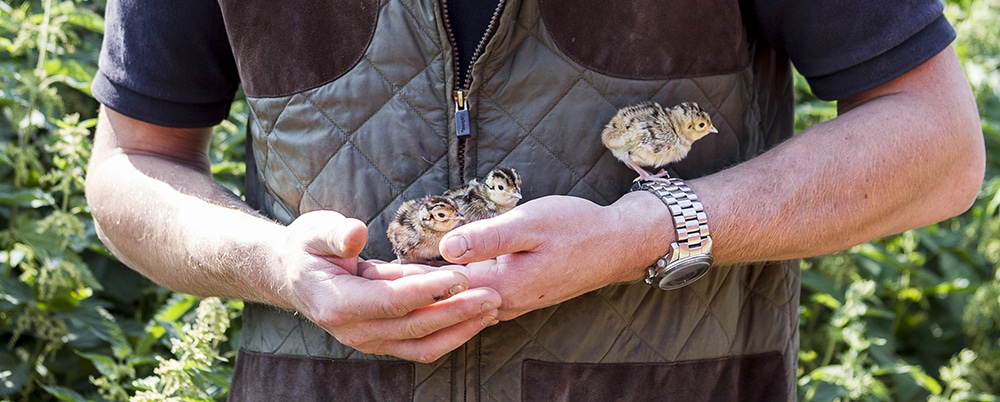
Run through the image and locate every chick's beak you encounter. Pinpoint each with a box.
[709,125,719,134]
[512,190,522,200]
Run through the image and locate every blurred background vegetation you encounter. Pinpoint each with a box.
[0,0,998,400]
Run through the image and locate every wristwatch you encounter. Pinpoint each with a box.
[630,178,713,290]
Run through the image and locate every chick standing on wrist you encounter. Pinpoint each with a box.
[601,101,717,182]
[387,195,465,262]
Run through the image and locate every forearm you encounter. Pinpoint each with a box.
[690,47,984,265]
[85,109,290,307]
[605,47,983,278]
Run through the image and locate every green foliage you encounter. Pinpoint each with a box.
[0,0,998,400]
[795,1,1000,400]
[125,296,240,402]
[0,0,244,400]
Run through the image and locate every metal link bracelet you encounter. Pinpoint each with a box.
[630,178,714,290]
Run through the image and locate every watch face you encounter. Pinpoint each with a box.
[657,255,713,290]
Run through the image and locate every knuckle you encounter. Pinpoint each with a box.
[309,308,365,341]
[376,297,412,319]
[330,327,368,349]
[413,351,443,364]
[482,225,508,254]
[312,306,356,328]
[398,319,434,340]
[350,341,383,355]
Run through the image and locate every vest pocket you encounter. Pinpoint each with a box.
[217,0,379,97]
[521,352,786,402]
[537,0,749,80]
[229,349,414,401]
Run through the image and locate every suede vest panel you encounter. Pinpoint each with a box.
[230,0,799,400]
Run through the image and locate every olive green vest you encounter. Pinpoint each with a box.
[231,0,799,400]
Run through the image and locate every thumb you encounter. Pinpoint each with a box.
[331,217,368,257]
[439,215,533,263]
[291,210,369,258]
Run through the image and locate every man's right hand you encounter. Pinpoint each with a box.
[274,210,501,363]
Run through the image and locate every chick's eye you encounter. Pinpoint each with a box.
[436,212,446,218]
[698,122,706,128]
[497,185,505,191]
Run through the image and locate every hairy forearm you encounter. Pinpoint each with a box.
[692,48,984,265]
[85,110,289,307]
[462,48,985,290]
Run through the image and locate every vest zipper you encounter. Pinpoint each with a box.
[442,0,505,183]
[454,89,471,138]
[438,4,505,399]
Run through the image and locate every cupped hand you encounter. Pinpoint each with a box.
[273,210,501,363]
[438,194,664,321]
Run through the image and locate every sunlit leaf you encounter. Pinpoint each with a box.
[40,384,89,402]
[0,183,55,207]
[811,293,842,310]
[0,354,30,398]
[64,8,103,33]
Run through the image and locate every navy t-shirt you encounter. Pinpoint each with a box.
[92,0,955,128]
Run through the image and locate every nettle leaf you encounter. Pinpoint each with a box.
[40,384,88,402]
[41,59,94,93]
[801,267,840,297]
[13,214,62,253]
[63,7,104,33]
[0,183,56,208]
[77,352,116,377]
[927,278,973,296]
[136,293,198,355]
[873,365,944,396]
[810,293,842,310]
[0,353,31,398]
[65,303,132,358]
[0,275,34,309]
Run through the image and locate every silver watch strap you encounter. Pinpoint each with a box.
[631,178,713,289]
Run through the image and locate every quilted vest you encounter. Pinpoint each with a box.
[225,0,800,400]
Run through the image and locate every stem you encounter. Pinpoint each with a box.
[61,180,70,212]
[889,271,911,337]
[35,0,52,74]
[821,326,839,367]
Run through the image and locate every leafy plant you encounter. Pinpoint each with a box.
[1,0,999,401]
[795,1,1000,400]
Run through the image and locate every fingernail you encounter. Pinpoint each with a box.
[442,235,470,259]
[448,283,467,296]
[479,300,499,313]
[480,314,499,327]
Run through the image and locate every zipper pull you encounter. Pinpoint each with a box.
[453,90,471,137]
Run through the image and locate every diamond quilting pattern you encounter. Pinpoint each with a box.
[271,95,351,184]
[240,0,798,399]
[470,6,796,396]
[247,0,453,259]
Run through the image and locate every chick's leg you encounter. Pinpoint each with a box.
[625,155,671,182]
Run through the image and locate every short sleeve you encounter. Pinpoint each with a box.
[92,0,240,128]
[750,0,956,100]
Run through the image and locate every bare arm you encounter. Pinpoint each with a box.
[85,107,501,362]
[696,45,984,264]
[442,46,985,319]
[86,108,288,303]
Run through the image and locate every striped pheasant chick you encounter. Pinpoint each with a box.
[443,166,522,222]
[387,195,464,262]
[600,101,717,182]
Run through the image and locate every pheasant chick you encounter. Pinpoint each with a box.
[443,166,522,222]
[387,195,464,262]
[601,101,717,182]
